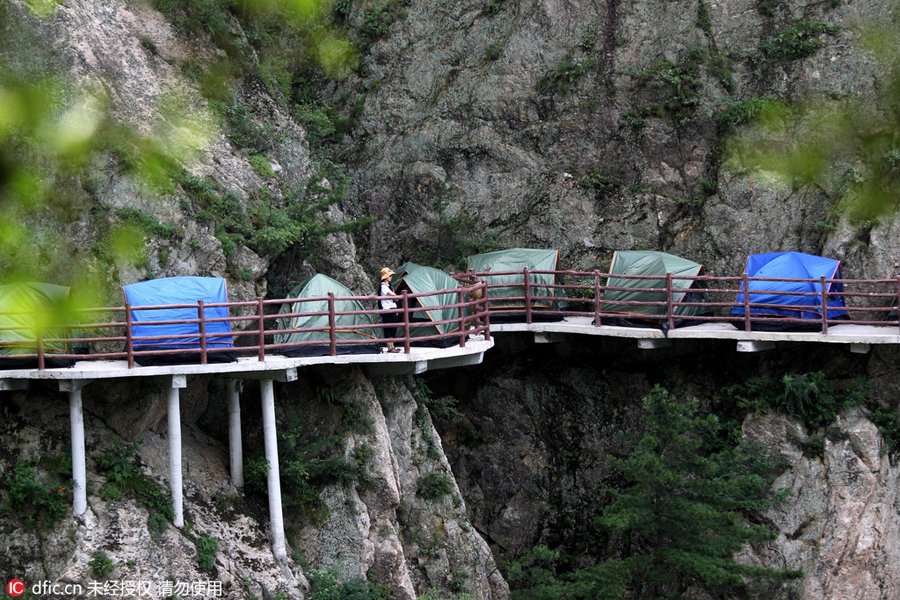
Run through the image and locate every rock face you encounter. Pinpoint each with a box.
[265,368,507,599]
[740,408,900,599]
[328,0,900,281]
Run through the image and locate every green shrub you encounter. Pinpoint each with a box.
[307,569,391,600]
[89,550,115,579]
[776,372,839,428]
[716,96,780,126]
[537,57,597,95]
[759,21,838,62]
[3,459,70,527]
[866,404,900,454]
[224,104,280,155]
[115,207,179,239]
[416,472,454,501]
[294,104,338,144]
[249,154,275,179]
[194,535,218,572]
[630,48,703,124]
[148,513,168,540]
[96,439,175,523]
[484,42,503,61]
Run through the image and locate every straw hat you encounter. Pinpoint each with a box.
[380,267,396,280]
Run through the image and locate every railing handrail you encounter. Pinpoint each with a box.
[3,271,900,370]
[0,281,493,369]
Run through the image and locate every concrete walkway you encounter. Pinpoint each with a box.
[491,316,900,352]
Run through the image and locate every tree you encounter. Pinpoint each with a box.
[592,386,800,598]
[508,385,800,600]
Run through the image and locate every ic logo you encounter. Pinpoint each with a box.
[7,579,25,597]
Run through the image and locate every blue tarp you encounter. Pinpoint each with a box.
[731,252,847,320]
[123,277,235,352]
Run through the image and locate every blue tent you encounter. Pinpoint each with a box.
[731,252,847,323]
[123,276,236,364]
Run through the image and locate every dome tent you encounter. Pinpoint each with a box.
[391,261,462,347]
[730,251,847,330]
[466,248,565,321]
[123,276,236,365]
[274,274,381,356]
[0,281,75,369]
[602,250,712,328]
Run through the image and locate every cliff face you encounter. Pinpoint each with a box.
[3,0,900,598]
[332,0,899,279]
[426,337,900,599]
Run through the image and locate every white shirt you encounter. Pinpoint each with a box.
[379,281,397,310]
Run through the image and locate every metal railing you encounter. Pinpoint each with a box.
[4,269,900,371]
[0,283,491,370]
[459,268,900,333]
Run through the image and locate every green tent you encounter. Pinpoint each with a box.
[603,250,711,324]
[274,274,380,356]
[0,281,74,368]
[392,262,462,342]
[466,248,562,311]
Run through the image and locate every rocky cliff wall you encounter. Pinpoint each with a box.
[328,0,899,280]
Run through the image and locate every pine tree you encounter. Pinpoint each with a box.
[591,385,800,598]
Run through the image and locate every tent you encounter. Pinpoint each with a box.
[274,274,381,356]
[602,251,712,328]
[123,276,236,365]
[0,281,75,369]
[466,248,565,320]
[392,262,462,346]
[730,251,847,330]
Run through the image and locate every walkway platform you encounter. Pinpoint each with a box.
[491,316,900,352]
[0,336,493,384]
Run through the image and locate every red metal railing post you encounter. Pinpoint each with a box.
[897,277,900,334]
[524,266,532,324]
[36,328,45,371]
[594,270,601,327]
[198,299,207,364]
[328,293,337,357]
[820,275,829,334]
[481,281,491,342]
[257,297,265,361]
[458,289,466,348]
[402,291,411,353]
[125,302,134,368]
[666,272,675,331]
[742,273,752,332]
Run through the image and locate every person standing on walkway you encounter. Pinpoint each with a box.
[378,267,401,352]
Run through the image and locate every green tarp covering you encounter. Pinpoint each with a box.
[0,281,72,356]
[604,251,707,317]
[467,248,561,309]
[393,262,461,337]
[274,275,377,354]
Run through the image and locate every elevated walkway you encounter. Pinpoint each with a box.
[492,316,900,353]
[3,267,899,563]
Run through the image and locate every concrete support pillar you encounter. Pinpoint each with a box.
[69,388,87,516]
[60,380,92,517]
[260,378,287,562]
[167,375,187,528]
[227,379,243,488]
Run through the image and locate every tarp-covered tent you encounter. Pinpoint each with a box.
[0,282,74,369]
[274,274,381,356]
[730,251,847,330]
[123,276,236,365]
[392,262,461,346]
[602,251,712,328]
[466,248,565,320]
